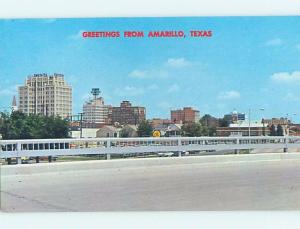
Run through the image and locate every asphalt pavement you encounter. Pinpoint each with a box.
[1,154,300,211]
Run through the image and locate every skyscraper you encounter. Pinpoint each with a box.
[82,96,112,124]
[18,73,72,118]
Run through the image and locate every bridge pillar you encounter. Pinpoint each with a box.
[107,154,111,160]
[7,158,12,165]
[178,151,182,157]
[16,157,21,164]
[36,157,40,163]
[234,149,239,154]
[284,147,288,153]
[48,156,52,163]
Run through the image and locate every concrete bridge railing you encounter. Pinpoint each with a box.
[1,136,300,164]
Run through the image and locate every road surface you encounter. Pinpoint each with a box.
[1,154,300,211]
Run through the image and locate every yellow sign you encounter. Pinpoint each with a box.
[152,130,161,137]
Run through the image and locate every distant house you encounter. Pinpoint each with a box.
[153,123,182,137]
[70,128,99,138]
[120,125,138,137]
[96,125,121,138]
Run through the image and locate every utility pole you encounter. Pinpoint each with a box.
[79,112,83,138]
[248,109,251,137]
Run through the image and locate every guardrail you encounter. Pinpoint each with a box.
[1,136,300,164]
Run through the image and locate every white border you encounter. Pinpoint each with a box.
[1,0,300,228]
[0,0,300,18]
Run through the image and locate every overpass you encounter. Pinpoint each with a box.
[1,136,300,164]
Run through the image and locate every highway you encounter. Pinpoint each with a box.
[1,153,300,211]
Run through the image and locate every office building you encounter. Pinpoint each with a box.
[18,73,72,118]
[82,96,111,124]
[171,107,200,124]
[216,121,269,137]
[111,101,146,125]
[223,111,246,124]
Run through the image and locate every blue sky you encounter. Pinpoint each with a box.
[0,17,300,122]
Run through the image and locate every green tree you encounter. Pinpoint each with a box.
[219,116,231,127]
[120,127,130,138]
[208,126,217,136]
[0,111,69,139]
[137,120,153,137]
[181,122,203,137]
[270,124,276,136]
[277,124,284,136]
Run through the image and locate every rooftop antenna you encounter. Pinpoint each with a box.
[91,88,101,100]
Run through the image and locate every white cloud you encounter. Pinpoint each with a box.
[129,70,148,78]
[218,90,240,100]
[114,86,145,96]
[271,71,300,83]
[265,38,283,46]
[167,84,180,93]
[283,93,299,102]
[129,57,197,80]
[69,30,85,40]
[129,69,168,79]
[165,58,192,68]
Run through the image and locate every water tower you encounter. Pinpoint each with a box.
[91,88,101,100]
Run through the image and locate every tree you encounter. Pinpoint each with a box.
[120,127,130,138]
[219,116,231,127]
[0,111,69,139]
[208,126,217,136]
[137,120,153,137]
[270,124,276,136]
[277,124,284,136]
[181,122,203,137]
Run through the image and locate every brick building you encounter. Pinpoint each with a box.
[111,101,145,125]
[171,107,199,124]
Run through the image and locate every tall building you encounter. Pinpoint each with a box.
[171,107,200,124]
[82,96,111,124]
[111,101,145,125]
[18,73,72,118]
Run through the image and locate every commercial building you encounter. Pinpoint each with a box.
[83,97,111,124]
[171,107,199,124]
[18,73,72,118]
[111,101,146,125]
[263,118,290,126]
[216,121,269,137]
[223,111,246,124]
[149,118,172,128]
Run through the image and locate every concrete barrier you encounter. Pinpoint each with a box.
[2,152,300,176]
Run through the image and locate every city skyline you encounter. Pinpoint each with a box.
[1,17,300,122]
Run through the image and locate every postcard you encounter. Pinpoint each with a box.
[1,17,300,212]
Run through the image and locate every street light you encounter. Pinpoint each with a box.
[286,113,297,136]
[248,108,265,137]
